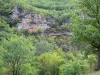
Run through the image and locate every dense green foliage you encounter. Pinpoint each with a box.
[2,35,36,75]
[0,0,13,16]
[72,0,100,70]
[35,40,55,55]
[0,0,99,75]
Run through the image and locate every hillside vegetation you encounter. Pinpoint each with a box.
[0,0,99,75]
[14,0,78,26]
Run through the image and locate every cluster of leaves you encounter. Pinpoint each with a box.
[0,0,13,16]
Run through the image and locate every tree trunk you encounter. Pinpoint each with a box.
[13,71,15,75]
[98,47,100,70]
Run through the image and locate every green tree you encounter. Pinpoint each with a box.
[0,46,7,75]
[0,0,13,16]
[59,60,89,75]
[35,40,54,55]
[87,54,97,71]
[72,0,100,70]
[2,35,36,75]
[21,63,39,75]
[0,18,11,42]
[38,52,65,75]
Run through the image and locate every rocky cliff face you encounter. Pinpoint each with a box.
[11,6,72,36]
[11,6,55,32]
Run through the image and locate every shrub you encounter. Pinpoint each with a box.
[59,60,89,75]
[38,52,65,75]
[35,40,54,55]
[87,54,97,71]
